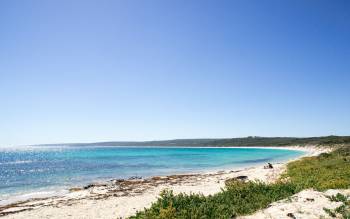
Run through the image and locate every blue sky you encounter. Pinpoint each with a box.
[1,0,349,146]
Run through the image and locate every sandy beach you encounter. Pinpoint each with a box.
[0,146,332,219]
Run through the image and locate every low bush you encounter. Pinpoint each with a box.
[283,146,350,191]
[324,193,350,219]
[130,180,298,219]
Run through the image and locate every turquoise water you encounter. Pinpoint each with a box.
[0,146,304,202]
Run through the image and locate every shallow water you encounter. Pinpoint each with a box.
[0,146,305,202]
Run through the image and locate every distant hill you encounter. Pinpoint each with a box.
[37,135,350,147]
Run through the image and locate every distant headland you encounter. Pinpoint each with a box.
[35,135,350,147]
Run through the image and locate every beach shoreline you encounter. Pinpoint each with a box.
[0,146,331,219]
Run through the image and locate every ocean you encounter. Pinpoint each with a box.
[0,146,305,204]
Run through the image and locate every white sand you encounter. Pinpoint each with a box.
[241,189,350,219]
[0,146,332,219]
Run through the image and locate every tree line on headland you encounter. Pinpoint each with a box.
[38,135,350,147]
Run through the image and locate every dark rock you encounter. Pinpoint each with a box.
[306,198,314,202]
[287,213,296,219]
[128,176,142,180]
[83,183,107,189]
[83,184,95,189]
[224,175,248,185]
[234,175,248,181]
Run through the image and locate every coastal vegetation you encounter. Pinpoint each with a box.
[130,145,350,219]
[324,193,350,218]
[283,146,350,191]
[129,181,298,219]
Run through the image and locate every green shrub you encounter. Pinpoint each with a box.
[283,146,350,191]
[130,146,350,218]
[130,181,298,219]
[324,193,350,218]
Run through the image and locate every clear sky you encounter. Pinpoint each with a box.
[1,0,349,146]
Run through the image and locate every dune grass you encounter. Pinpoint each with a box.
[129,146,350,219]
[282,146,350,191]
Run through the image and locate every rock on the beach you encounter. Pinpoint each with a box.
[233,176,248,181]
[128,176,142,180]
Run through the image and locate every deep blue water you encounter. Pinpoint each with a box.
[0,146,304,202]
